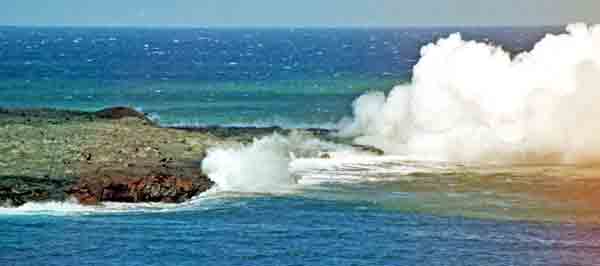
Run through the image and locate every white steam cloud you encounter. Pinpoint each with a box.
[340,23,600,164]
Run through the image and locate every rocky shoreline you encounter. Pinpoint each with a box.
[0,107,264,207]
[0,106,382,207]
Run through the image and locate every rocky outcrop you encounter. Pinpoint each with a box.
[0,106,150,127]
[67,174,213,205]
[1,106,221,206]
[94,106,151,122]
[0,176,73,207]
[0,106,346,207]
[67,148,215,204]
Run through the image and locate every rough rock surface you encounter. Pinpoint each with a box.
[68,174,213,205]
[0,176,74,207]
[0,107,221,206]
[68,158,214,204]
[95,106,152,122]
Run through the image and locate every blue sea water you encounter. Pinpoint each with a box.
[2,196,600,266]
[2,26,600,266]
[0,26,560,126]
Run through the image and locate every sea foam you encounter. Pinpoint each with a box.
[339,23,600,164]
[0,199,185,216]
[202,132,353,193]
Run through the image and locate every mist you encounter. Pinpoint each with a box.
[340,23,600,164]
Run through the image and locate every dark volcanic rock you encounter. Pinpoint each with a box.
[95,107,151,121]
[0,176,74,207]
[351,144,385,155]
[67,174,213,205]
[68,160,214,204]
[0,106,153,126]
[0,107,96,126]
[172,125,333,143]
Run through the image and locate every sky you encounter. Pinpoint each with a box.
[2,0,599,27]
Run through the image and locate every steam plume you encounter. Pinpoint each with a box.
[340,24,600,164]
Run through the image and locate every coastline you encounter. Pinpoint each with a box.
[0,106,337,207]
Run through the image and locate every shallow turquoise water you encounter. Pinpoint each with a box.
[0,77,400,127]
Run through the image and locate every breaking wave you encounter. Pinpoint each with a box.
[202,132,353,193]
[339,23,600,164]
[0,192,229,216]
[0,199,179,216]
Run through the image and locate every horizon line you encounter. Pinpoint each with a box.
[0,23,568,30]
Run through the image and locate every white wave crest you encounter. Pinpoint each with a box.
[202,132,354,193]
[339,23,600,164]
[0,198,186,216]
[0,199,97,216]
[0,190,238,216]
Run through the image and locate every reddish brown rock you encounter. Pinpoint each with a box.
[66,184,100,205]
[67,156,214,205]
[68,174,213,205]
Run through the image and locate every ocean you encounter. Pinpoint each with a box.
[0,26,558,126]
[2,26,600,266]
